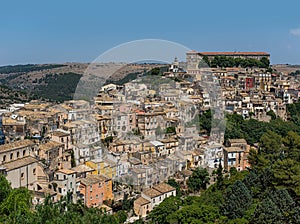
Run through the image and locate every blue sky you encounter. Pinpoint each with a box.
[1,0,300,65]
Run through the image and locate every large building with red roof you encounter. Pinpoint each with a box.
[197,51,270,60]
[186,50,270,74]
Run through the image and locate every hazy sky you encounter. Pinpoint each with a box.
[1,0,300,65]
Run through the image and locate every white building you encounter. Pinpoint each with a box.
[202,144,223,168]
[53,169,77,202]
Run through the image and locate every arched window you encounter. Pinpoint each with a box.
[3,155,6,162]
[10,153,13,160]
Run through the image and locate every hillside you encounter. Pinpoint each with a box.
[0,85,35,108]
[0,63,167,105]
[272,64,300,75]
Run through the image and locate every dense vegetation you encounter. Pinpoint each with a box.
[199,103,300,145]
[105,72,141,85]
[35,72,82,102]
[203,56,270,69]
[0,64,66,74]
[104,66,169,86]
[0,85,38,108]
[289,70,300,76]
[146,66,169,76]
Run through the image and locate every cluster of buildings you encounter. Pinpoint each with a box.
[0,50,299,219]
[186,51,297,121]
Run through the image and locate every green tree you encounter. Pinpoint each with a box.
[199,109,212,134]
[243,171,261,197]
[70,149,76,167]
[259,130,282,162]
[165,126,176,134]
[187,167,210,192]
[0,188,32,220]
[283,131,300,161]
[222,180,253,219]
[167,204,220,224]
[260,57,270,68]
[148,196,181,224]
[202,55,210,66]
[248,148,270,171]
[0,174,11,203]
[122,193,134,211]
[216,162,224,188]
[267,189,300,222]
[266,110,276,120]
[272,158,300,196]
[149,67,161,76]
[167,179,181,196]
[252,198,282,224]
[115,210,128,223]
[229,167,238,176]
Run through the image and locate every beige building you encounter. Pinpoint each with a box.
[2,114,26,142]
[134,182,176,218]
[39,140,64,170]
[0,156,47,189]
[224,139,248,171]
[53,169,77,201]
[51,129,72,150]
[186,51,270,74]
[0,139,38,165]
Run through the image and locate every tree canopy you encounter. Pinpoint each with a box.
[187,167,210,192]
[208,56,270,69]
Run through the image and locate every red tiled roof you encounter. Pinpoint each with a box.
[199,52,270,56]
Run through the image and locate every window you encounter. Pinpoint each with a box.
[33,168,36,175]
[90,196,93,200]
[10,153,13,160]
[96,194,99,199]
[21,172,24,179]
[90,186,92,192]
[3,155,6,162]
[23,150,26,156]
[17,152,20,158]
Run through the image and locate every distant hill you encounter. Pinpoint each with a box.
[0,64,66,74]
[0,85,35,108]
[272,64,300,75]
[0,62,168,105]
